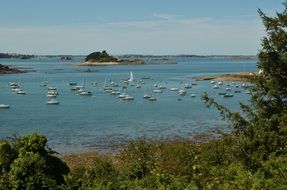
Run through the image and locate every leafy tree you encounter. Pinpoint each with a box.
[202,2,287,170]
[0,133,69,189]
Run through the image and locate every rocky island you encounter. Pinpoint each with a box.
[0,64,25,74]
[76,51,145,66]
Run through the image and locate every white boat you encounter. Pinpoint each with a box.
[153,89,162,93]
[149,96,157,101]
[213,85,219,89]
[16,90,26,95]
[225,87,232,91]
[75,85,84,90]
[46,99,59,105]
[0,104,10,109]
[111,91,121,95]
[11,88,21,92]
[122,95,134,100]
[110,81,119,87]
[48,87,57,91]
[210,81,215,84]
[191,94,196,97]
[136,84,141,88]
[105,89,113,93]
[218,81,223,85]
[47,90,58,95]
[77,88,86,93]
[79,91,92,96]
[178,89,187,96]
[143,93,151,99]
[47,94,57,98]
[158,85,166,89]
[10,85,19,90]
[9,82,18,86]
[245,90,251,94]
[184,84,192,89]
[223,93,234,98]
[104,86,112,91]
[170,88,179,91]
[118,93,127,98]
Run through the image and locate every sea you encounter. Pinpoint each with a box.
[0,56,257,153]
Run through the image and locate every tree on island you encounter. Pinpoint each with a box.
[85,50,118,62]
[203,2,287,169]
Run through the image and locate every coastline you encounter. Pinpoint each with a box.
[75,61,121,66]
[193,72,255,82]
[75,59,145,66]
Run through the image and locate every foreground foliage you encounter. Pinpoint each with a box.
[0,133,69,189]
[1,135,287,189]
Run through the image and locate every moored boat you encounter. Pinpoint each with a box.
[170,87,179,91]
[153,89,162,93]
[222,93,234,98]
[149,96,157,101]
[46,99,59,105]
[16,90,26,95]
[0,104,10,109]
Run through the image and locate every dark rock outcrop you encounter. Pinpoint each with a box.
[85,51,118,62]
[0,64,25,74]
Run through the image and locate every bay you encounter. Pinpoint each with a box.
[0,56,257,153]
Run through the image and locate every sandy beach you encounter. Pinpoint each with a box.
[193,72,255,82]
[75,61,121,66]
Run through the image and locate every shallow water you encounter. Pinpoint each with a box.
[0,57,257,153]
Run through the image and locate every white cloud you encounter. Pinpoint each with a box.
[153,13,181,20]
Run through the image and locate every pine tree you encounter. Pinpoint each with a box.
[202,2,287,170]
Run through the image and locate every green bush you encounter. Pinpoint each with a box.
[119,139,156,180]
[0,133,69,189]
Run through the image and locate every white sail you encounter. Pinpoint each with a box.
[128,71,134,83]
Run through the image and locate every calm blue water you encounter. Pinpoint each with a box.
[0,57,257,153]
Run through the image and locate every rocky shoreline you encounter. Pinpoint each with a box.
[0,64,26,74]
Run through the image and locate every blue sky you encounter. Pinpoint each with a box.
[0,0,284,55]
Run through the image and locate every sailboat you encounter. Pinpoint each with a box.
[143,89,151,99]
[46,99,59,105]
[79,79,92,96]
[149,95,157,101]
[127,72,134,84]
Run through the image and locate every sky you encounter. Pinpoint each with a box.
[0,0,284,55]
